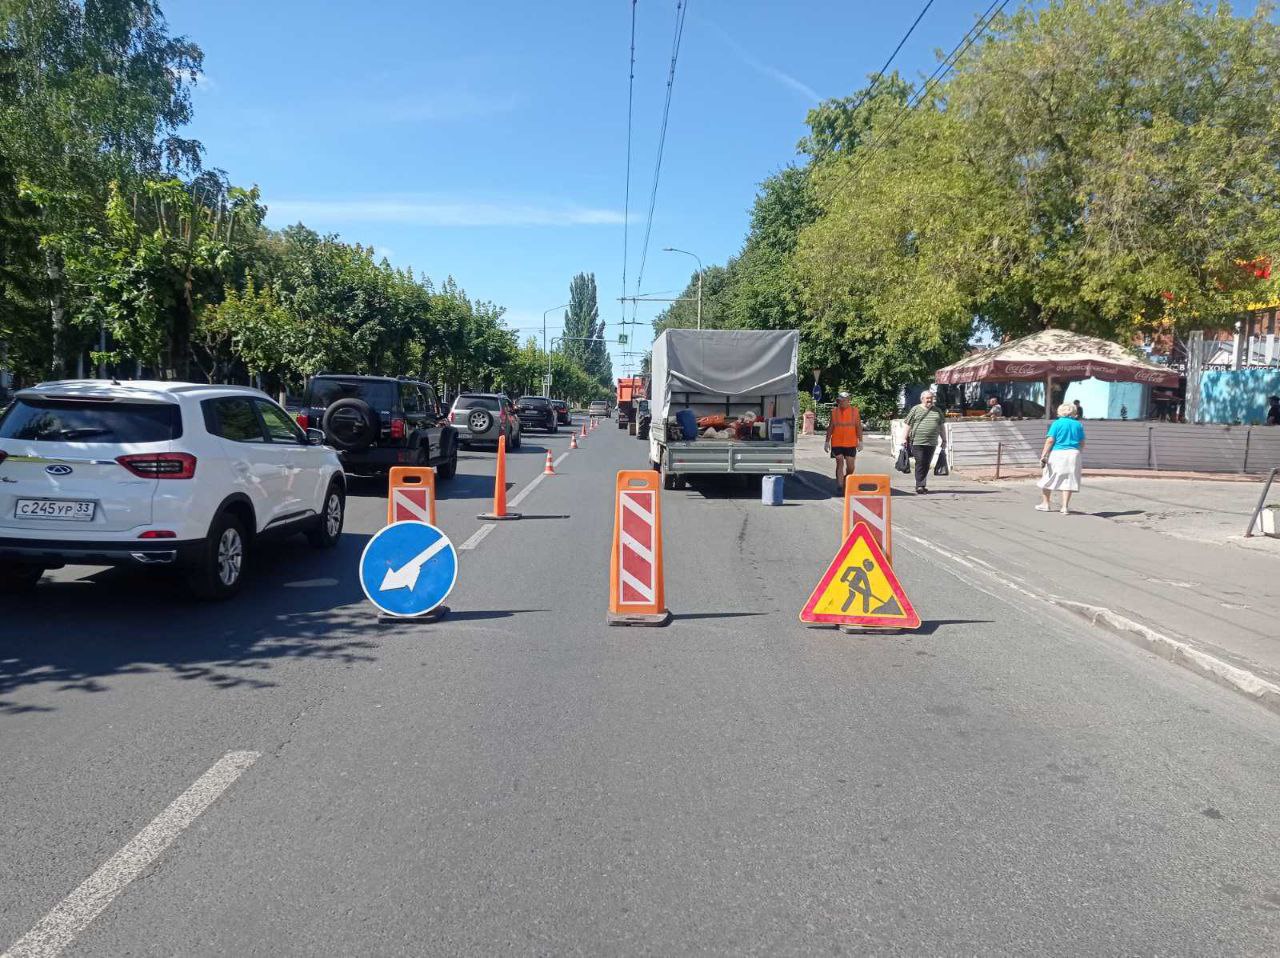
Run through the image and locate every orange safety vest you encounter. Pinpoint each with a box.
[829,404,861,447]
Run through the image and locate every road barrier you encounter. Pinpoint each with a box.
[544,450,556,475]
[477,433,521,521]
[386,466,437,527]
[608,470,670,626]
[842,474,891,560]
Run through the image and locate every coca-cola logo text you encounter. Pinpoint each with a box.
[1001,363,1043,376]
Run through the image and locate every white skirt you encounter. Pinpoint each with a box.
[1038,449,1082,492]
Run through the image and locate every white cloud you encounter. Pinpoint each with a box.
[701,19,821,103]
[265,197,625,228]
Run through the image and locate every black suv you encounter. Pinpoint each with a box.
[299,375,459,478]
[515,395,558,433]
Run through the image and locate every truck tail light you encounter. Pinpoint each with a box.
[390,418,406,440]
[296,412,310,430]
[116,453,197,479]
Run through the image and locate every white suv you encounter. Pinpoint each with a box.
[0,381,346,599]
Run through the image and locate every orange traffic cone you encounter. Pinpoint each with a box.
[544,450,556,475]
[477,433,521,520]
[570,432,578,449]
[580,422,588,438]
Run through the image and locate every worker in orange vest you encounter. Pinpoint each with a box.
[824,391,862,492]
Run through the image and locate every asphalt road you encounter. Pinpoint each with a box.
[3,420,1280,956]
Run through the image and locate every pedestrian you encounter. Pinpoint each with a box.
[1073,399,1084,420]
[1267,396,1280,426]
[986,396,1004,419]
[825,391,862,492]
[904,390,946,495]
[1037,402,1086,514]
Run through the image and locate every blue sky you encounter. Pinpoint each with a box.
[157,1,1111,376]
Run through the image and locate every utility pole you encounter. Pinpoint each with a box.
[663,247,703,330]
[542,303,570,396]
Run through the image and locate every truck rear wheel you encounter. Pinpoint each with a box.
[661,461,682,491]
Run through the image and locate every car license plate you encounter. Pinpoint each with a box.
[15,498,96,521]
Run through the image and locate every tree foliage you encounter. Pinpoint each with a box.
[0,0,602,401]
[653,0,1280,415]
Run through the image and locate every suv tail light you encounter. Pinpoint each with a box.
[448,411,457,423]
[390,418,406,440]
[296,412,310,430]
[116,452,197,479]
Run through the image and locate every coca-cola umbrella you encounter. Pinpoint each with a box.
[934,328,1181,418]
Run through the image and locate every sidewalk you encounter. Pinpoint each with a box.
[794,433,1280,709]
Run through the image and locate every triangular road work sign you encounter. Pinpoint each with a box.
[800,521,921,630]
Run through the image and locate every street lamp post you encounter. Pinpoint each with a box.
[542,303,571,396]
[663,247,703,330]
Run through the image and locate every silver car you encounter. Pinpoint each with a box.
[450,393,521,450]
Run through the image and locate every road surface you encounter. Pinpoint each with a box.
[3,421,1280,956]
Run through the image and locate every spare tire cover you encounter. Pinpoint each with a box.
[323,398,379,451]
[466,408,494,434]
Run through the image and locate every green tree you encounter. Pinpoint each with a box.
[0,0,203,375]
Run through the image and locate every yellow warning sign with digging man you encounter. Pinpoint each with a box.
[800,521,920,630]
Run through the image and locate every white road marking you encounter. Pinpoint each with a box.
[554,451,571,467]
[507,473,546,510]
[2,750,260,958]
[458,524,495,551]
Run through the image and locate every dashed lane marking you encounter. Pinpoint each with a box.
[2,750,260,958]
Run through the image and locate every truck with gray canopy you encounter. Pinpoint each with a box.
[647,328,799,490]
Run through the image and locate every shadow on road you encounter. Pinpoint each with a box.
[0,530,378,714]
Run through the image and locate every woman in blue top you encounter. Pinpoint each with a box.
[1037,402,1086,514]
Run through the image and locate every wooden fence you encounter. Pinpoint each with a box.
[927,419,1280,476]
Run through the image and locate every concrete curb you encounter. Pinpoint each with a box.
[1052,600,1280,716]
[792,469,1280,717]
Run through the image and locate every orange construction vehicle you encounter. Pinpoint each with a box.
[616,377,646,429]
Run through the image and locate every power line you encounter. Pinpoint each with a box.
[834,0,938,128]
[821,0,1010,203]
[620,0,638,331]
[630,0,690,325]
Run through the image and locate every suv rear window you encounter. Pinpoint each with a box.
[454,396,501,411]
[518,396,550,407]
[307,378,396,410]
[0,398,182,443]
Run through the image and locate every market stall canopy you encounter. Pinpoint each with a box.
[934,328,1180,389]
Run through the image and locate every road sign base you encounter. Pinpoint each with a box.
[607,610,671,627]
[378,605,450,625]
[476,512,522,520]
[839,625,908,635]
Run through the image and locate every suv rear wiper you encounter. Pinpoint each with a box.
[53,427,112,439]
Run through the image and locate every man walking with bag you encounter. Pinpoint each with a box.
[904,391,947,495]
[825,392,862,493]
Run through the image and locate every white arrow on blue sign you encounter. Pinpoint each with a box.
[359,521,458,618]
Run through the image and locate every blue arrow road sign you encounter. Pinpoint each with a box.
[359,521,458,618]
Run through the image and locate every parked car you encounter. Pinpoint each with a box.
[515,395,558,433]
[551,399,571,426]
[588,400,610,419]
[297,374,458,479]
[0,380,346,598]
[450,393,520,449]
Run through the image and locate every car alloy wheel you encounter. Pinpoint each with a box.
[324,492,343,538]
[217,526,244,587]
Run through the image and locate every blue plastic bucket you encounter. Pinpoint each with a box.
[761,474,784,506]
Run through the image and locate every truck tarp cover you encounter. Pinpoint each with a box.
[652,329,799,420]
